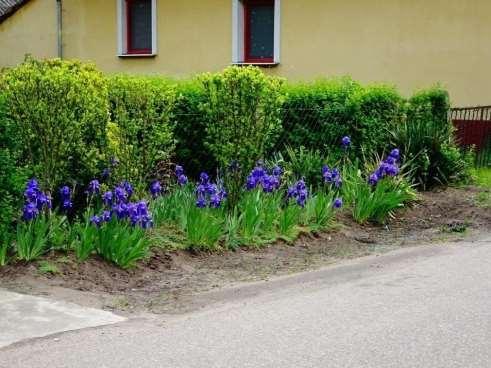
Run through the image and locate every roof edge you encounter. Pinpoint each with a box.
[0,0,32,24]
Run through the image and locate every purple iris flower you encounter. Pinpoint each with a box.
[150,181,162,199]
[87,180,100,195]
[333,198,343,209]
[175,165,184,177]
[196,196,207,208]
[341,136,351,149]
[178,174,188,186]
[90,215,102,228]
[22,202,39,221]
[103,191,113,206]
[369,173,379,186]
[199,172,210,184]
[390,148,400,160]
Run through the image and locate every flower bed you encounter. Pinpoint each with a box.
[0,136,419,269]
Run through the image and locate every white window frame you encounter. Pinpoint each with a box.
[117,0,157,57]
[232,0,281,65]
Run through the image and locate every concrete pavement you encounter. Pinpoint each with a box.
[0,290,125,349]
[1,234,491,367]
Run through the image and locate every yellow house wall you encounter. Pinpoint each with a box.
[275,0,491,106]
[1,0,491,106]
[62,0,231,76]
[0,0,57,65]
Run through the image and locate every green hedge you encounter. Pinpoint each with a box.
[279,78,404,158]
[0,58,109,192]
[0,93,29,234]
[173,80,214,178]
[0,58,469,204]
[107,75,177,187]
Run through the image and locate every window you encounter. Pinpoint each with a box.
[232,0,280,64]
[244,0,274,63]
[117,0,157,56]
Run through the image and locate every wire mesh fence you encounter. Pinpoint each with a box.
[175,105,491,168]
[450,106,491,167]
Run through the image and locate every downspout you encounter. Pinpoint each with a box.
[56,0,63,58]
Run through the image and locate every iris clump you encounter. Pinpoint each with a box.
[16,179,68,262]
[195,172,227,208]
[246,164,282,193]
[369,148,401,186]
[322,165,342,188]
[22,179,52,221]
[59,186,72,211]
[346,147,416,224]
[89,180,153,230]
[175,165,188,186]
[287,179,309,207]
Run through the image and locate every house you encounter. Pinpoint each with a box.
[1,0,490,106]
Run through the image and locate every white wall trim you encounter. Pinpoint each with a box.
[232,0,280,64]
[231,0,244,63]
[151,0,157,54]
[274,0,281,63]
[116,0,124,55]
[117,0,157,56]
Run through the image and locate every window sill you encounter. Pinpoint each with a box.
[232,61,279,68]
[118,53,157,58]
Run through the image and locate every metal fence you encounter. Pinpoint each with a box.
[451,106,491,167]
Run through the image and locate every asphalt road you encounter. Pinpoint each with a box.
[2,234,491,368]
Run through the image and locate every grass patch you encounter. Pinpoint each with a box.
[473,168,491,188]
[38,261,60,275]
[475,191,491,208]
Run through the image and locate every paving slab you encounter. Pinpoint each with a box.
[0,289,125,348]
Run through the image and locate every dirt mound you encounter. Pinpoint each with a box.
[1,187,489,314]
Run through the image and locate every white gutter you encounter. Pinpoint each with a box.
[56,0,62,58]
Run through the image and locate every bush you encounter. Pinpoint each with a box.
[279,78,359,154]
[108,75,177,188]
[351,84,404,156]
[279,79,403,158]
[392,87,472,188]
[0,93,29,235]
[1,58,109,191]
[173,81,215,179]
[200,66,284,173]
[272,146,340,190]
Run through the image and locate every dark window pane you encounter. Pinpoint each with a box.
[247,2,274,60]
[129,0,152,52]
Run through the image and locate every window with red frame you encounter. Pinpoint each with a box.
[126,0,152,54]
[244,0,275,63]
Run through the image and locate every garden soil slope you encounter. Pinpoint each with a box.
[1,187,490,315]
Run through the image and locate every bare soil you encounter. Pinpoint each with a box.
[1,186,490,315]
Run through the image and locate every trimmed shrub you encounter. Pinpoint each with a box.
[0,93,29,236]
[279,78,404,159]
[173,80,215,179]
[108,75,177,187]
[200,66,284,173]
[279,78,360,154]
[351,84,404,156]
[0,58,109,191]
